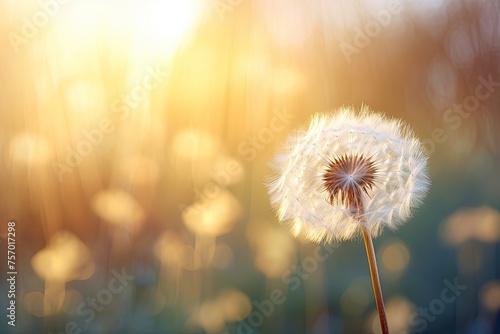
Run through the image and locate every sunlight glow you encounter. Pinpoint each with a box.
[54,0,203,60]
[130,0,204,57]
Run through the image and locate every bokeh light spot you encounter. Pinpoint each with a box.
[381,240,410,272]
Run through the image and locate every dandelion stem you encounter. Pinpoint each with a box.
[361,225,389,334]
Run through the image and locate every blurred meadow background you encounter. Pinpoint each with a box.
[0,0,500,333]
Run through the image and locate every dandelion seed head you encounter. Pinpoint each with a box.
[266,106,430,243]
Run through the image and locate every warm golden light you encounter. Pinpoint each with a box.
[272,67,304,96]
[65,80,106,124]
[154,231,184,265]
[52,0,203,60]
[31,231,94,282]
[218,289,252,322]
[246,220,296,278]
[3,0,497,332]
[189,289,251,333]
[119,155,160,185]
[8,133,52,166]
[30,232,95,316]
[130,0,204,57]
[381,240,410,273]
[172,130,222,162]
[91,189,145,232]
[441,206,500,245]
[182,189,242,237]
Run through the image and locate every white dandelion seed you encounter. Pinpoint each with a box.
[266,105,430,334]
[267,105,430,243]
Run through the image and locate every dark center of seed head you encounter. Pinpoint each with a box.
[322,154,377,217]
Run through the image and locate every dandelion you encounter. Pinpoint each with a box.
[266,105,430,334]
